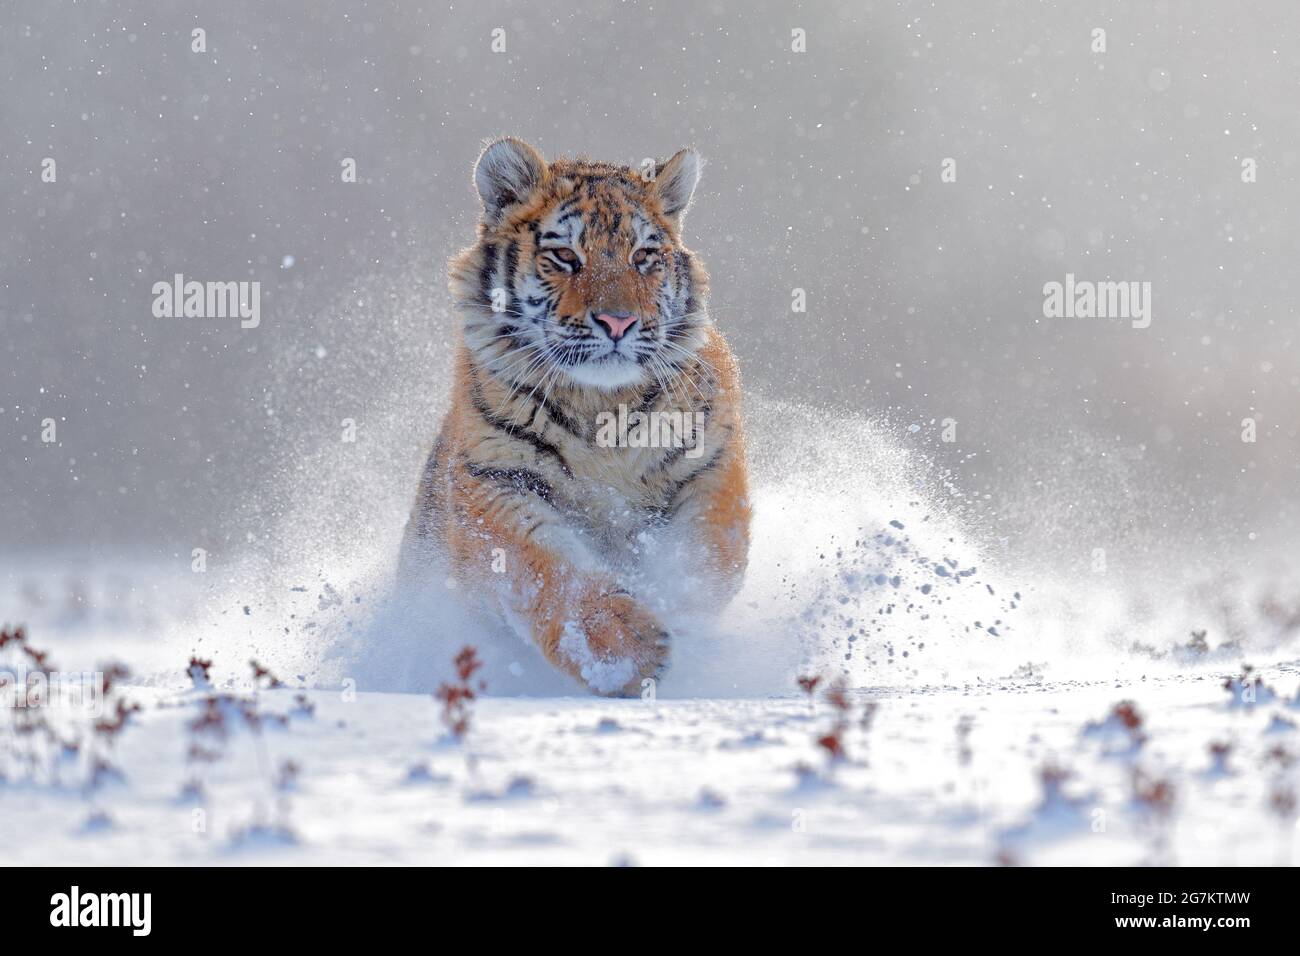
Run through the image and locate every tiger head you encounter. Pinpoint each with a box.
[451,138,710,393]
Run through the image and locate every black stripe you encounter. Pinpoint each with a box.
[674,249,689,302]
[655,445,726,519]
[633,378,663,415]
[465,461,556,504]
[478,242,499,306]
[468,377,574,479]
[503,240,519,289]
[546,252,578,274]
[503,240,521,318]
[675,254,696,321]
[652,424,713,473]
[532,393,587,442]
[646,409,719,474]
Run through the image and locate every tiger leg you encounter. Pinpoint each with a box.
[663,446,752,609]
[449,469,670,696]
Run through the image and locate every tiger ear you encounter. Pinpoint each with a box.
[652,148,702,226]
[474,138,547,219]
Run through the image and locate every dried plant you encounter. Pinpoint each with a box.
[956,714,974,765]
[815,677,852,761]
[994,846,1020,867]
[275,759,300,792]
[187,657,213,689]
[1207,740,1232,775]
[860,700,880,732]
[796,674,821,696]
[1222,665,1278,707]
[1037,761,1074,809]
[0,625,26,650]
[434,646,485,740]
[1269,784,1296,820]
[94,698,141,738]
[796,673,867,764]
[1111,701,1143,733]
[180,658,302,841]
[1083,699,1146,753]
[1264,744,1294,769]
[0,626,139,797]
[1131,767,1176,817]
[250,659,284,689]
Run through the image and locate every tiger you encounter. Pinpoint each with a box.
[400,137,751,696]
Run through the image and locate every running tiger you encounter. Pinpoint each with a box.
[401,138,750,695]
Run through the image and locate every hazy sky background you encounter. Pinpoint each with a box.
[3,1,1297,578]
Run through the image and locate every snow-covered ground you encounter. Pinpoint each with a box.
[3,404,1298,865]
[3,642,1299,865]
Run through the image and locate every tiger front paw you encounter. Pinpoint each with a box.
[558,587,670,696]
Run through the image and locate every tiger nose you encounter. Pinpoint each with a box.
[594,312,638,340]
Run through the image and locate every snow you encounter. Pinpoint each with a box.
[3,395,1298,865]
[3,654,1299,865]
